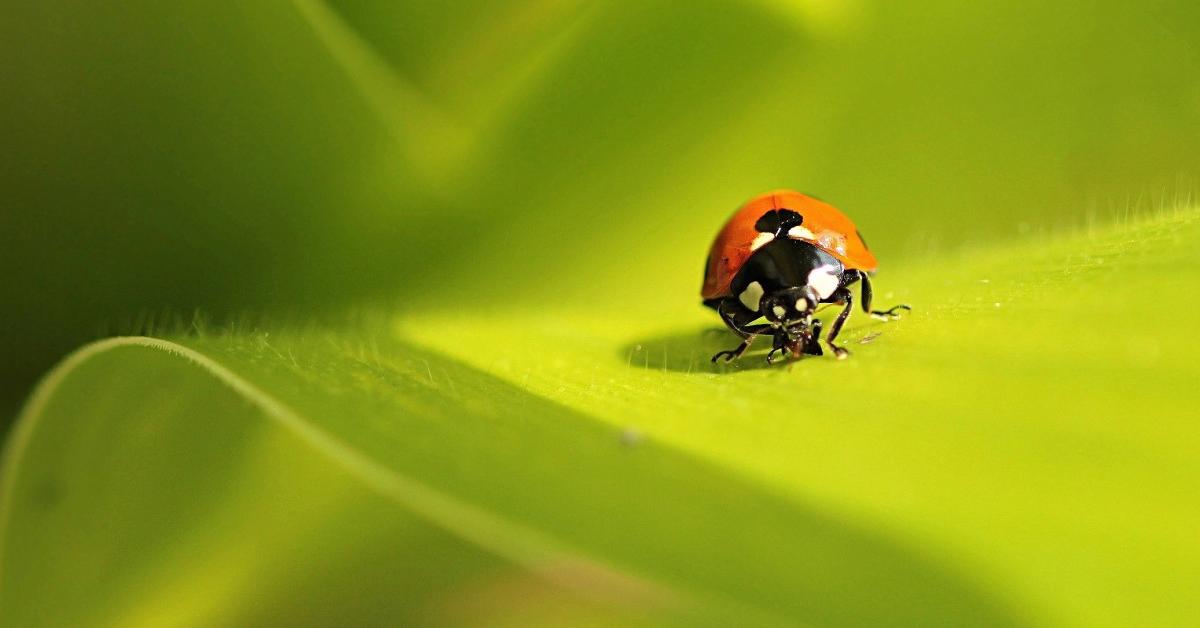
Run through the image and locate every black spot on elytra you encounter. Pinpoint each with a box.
[754,209,804,235]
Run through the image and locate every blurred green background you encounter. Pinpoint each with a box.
[3,2,1200,627]
[4,0,1198,415]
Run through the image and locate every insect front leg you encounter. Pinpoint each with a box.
[766,331,792,364]
[712,323,774,363]
[712,299,768,363]
[713,334,759,363]
[803,319,824,356]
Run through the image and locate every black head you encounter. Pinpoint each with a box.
[760,287,816,326]
[757,287,820,357]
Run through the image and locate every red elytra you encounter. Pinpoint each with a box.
[701,190,878,300]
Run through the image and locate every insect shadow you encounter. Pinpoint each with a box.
[624,322,889,374]
[622,326,804,374]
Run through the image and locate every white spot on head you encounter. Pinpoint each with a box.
[750,232,774,251]
[794,299,809,312]
[739,281,764,311]
[807,264,841,300]
[787,225,815,241]
[772,305,787,319]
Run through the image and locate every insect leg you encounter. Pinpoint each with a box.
[717,299,757,338]
[766,332,793,364]
[824,288,855,360]
[712,324,772,362]
[870,304,912,320]
[713,335,758,363]
[855,270,873,312]
[803,319,824,356]
[712,299,769,363]
[854,271,910,319]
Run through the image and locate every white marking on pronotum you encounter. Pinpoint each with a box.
[750,232,774,251]
[794,299,809,312]
[772,305,787,319]
[787,225,815,241]
[739,281,765,311]
[808,264,841,300]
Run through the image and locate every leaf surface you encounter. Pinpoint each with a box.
[4,210,1198,627]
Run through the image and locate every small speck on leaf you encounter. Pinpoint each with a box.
[859,332,882,344]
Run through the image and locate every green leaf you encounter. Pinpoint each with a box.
[3,209,1197,626]
[4,2,1200,626]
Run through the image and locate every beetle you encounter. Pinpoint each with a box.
[701,190,909,363]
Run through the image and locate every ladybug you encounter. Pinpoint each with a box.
[701,190,909,363]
